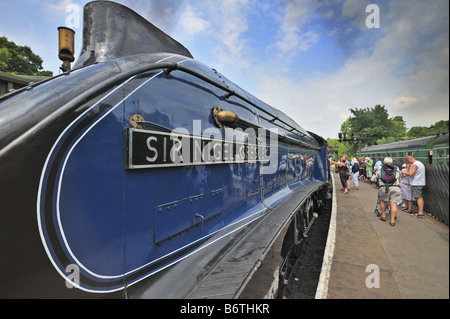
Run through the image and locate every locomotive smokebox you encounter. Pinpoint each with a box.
[57,26,75,72]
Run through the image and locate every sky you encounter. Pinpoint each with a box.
[0,0,448,139]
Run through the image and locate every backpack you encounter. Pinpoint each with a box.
[380,163,398,193]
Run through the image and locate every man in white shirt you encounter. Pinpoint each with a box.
[403,155,426,217]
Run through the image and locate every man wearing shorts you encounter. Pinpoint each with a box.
[376,157,401,226]
[403,155,426,217]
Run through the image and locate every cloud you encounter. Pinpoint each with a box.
[251,0,449,138]
[179,3,210,35]
[341,0,369,29]
[274,0,320,57]
[119,0,186,34]
[44,0,77,18]
[184,0,252,76]
[216,0,250,59]
[392,96,418,110]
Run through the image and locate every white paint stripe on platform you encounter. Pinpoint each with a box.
[315,173,337,299]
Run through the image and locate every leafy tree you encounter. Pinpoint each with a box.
[376,136,398,145]
[339,105,407,156]
[0,36,53,76]
[391,116,407,139]
[430,120,449,135]
[335,104,448,157]
[407,126,432,138]
[326,138,354,160]
[407,121,448,138]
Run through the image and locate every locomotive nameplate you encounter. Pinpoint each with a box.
[127,128,270,169]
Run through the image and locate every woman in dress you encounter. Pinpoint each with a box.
[399,163,412,213]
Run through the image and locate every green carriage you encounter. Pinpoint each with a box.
[360,133,449,166]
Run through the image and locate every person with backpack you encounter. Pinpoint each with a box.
[376,157,401,226]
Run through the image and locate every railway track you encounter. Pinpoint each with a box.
[284,195,332,299]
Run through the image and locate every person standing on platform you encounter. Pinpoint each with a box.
[365,157,374,184]
[345,157,352,191]
[329,156,349,194]
[359,157,366,181]
[376,157,401,226]
[403,155,426,217]
[351,157,359,190]
[400,163,413,213]
[373,157,382,188]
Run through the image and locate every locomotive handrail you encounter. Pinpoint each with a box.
[229,113,320,150]
[211,106,319,149]
[0,70,73,102]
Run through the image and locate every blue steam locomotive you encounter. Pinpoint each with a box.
[0,1,331,298]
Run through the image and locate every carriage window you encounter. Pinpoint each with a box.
[436,149,444,164]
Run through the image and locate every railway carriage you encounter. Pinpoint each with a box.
[360,133,449,166]
[432,133,449,165]
[0,1,331,298]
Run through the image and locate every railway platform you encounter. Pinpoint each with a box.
[316,172,449,299]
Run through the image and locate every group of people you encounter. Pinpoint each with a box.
[376,155,426,226]
[328,155,426,226]
[356,156,386,185]
[329,155,360,194]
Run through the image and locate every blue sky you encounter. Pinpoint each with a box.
[1,0,448,139]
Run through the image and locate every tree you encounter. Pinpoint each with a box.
[406,121,448,138]
[407,126,432,138]
[0,36,53,76]
[336,105,448,156]
[339,105,407,155]
[326,137,356,160]
[390,116,407,140]
[430,120,449,135]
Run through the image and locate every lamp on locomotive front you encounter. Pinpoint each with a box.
[57,26,75,72]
